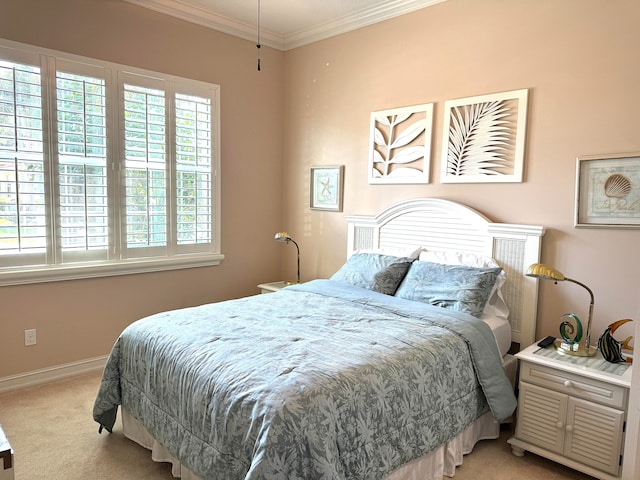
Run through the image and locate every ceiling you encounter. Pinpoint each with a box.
[123,0,446,51]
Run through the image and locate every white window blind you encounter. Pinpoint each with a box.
[0,40,222,285]
[175,92,212,248]
[0,54,47,268]
[55,65,109,263]
[122,80,168,255]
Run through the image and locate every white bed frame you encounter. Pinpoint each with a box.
[345,198,546,349]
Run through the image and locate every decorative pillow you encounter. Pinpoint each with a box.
[419,250,508,319]
[330,253,415,295]
[395,260,503,318]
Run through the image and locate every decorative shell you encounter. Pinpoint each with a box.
[604,174,632,198]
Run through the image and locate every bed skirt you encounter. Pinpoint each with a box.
[121,353,517,479]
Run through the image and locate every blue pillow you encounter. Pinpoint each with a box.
[330,253,414,295]
[394,261,502,317]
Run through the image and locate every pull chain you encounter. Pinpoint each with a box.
[256,0,261,71]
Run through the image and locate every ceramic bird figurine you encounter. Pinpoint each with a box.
[598,319,634,363]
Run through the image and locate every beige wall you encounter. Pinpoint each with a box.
[283,0,640,343]
[0,0,639,379]
[0,0,285,377]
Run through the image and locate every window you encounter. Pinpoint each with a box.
[0,40,221,285]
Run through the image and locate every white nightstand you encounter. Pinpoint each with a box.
[508,341,632,480]
[257,281,290,294]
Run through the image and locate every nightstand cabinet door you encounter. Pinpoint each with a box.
[516,382,567,452]
[516,382,625,476]
[564,397,625,475]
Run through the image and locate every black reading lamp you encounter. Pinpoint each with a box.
[526,263,597,356]
[274,232,300,284]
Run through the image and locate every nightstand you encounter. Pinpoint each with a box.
[508,341,632,480]
[257,281,290,294]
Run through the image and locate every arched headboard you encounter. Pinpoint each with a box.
[345,198,546,349]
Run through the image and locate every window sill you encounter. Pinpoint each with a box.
[0,254,225,286]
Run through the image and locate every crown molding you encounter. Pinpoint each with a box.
[123,0,286,50]
[123,0,447,51]
[283,0,447,50]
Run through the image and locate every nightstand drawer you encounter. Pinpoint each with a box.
[520,361,627,409]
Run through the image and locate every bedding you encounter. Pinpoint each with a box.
[481,314,512,357]
[94,279,516,480]
[394,261,502,318]
[329,252,415,294]
[119,408,503,480]
[417,250,509,319]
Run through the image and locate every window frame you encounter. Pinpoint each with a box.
[0,39,222,286]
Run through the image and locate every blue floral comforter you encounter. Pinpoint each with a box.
[93,279,516,480]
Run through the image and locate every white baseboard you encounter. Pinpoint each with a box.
[0,355,107,394]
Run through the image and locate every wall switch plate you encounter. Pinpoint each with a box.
[24,329,36,346]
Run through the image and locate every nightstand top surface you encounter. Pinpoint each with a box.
[257,281,296,292]
[516,341,632,387]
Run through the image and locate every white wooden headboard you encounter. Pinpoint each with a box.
[345,198,546,349]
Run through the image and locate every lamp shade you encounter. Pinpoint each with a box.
[526,263,566,282]
[274,232,292,242]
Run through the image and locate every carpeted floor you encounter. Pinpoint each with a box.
[0,371,594,479]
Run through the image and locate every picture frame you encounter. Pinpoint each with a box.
[440,88,528,183]
[575,152,640,228]
[310,165,344,211]
[368,103,433,184]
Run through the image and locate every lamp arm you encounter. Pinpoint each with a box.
[288,239,300,283]
[566,277,595,348]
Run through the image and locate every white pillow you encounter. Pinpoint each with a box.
[354,246,422,259]
[418,250,509,319]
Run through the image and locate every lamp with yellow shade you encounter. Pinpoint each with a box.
[274,232,300,284]
[526,263,597,357]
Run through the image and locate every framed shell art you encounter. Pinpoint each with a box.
[368,103,434,184]
[575,152,640,228]
[440,89,529,183]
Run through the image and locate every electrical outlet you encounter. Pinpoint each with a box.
[24,329,36,346]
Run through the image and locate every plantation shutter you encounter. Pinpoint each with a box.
[174,90,213,252]
[120,73,168,259]
[53,59,110,263]
[0,39,221,284]
[0,49,48,268]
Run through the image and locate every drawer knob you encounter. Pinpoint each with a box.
[564,380,573,388]
[556,422,563,429]
[566,425,573,432]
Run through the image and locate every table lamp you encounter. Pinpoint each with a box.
[274,232,300,284]
[526,263,597,356]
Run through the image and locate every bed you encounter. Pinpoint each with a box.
[93,197,545,480]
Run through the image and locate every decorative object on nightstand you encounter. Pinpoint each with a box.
[526,263,597,356]
[598,319,634,364]
[508,341,632,479]
[274,232,300,284]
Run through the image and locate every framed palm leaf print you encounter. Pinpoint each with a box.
[440,89,528,183]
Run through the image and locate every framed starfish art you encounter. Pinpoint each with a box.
[310,165,344,211]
